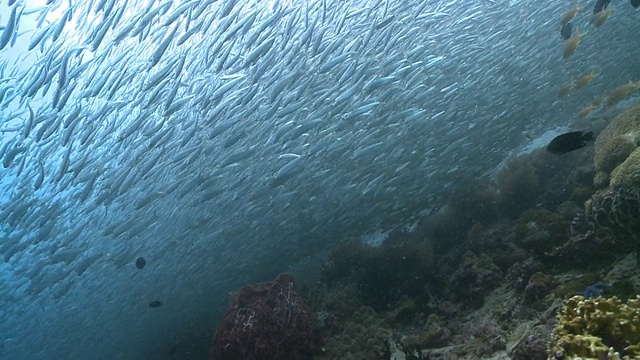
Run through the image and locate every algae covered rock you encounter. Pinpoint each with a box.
[404,313,452,349]
[448,252,502,308]
[593,101,640,187]
[321,305,393,360]
[549,295,640,359]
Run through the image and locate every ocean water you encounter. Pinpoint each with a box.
[0,0,637,358]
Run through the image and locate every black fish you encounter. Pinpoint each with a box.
[632,0,640,9]
[546,131,594,154]
[560,21,572,40]
[149,300,163,308]
[593,0,612,14]
[135,256,146,269]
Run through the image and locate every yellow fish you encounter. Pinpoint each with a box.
[590,8,612,28]
[606,80,640,107]
[559,82,576,98]
[563,26,587,59]
[591,95,606,107]
[578,104,597,118]
[561,6,581,26]
[575,70,598,89]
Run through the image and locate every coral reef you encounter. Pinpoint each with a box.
[407,313,453,349]
[496,154,541,214]
[578,102,640,241]
[323,304,393,360]
[549,295,640,359]
[209,273,321,360]
[508,323,550,360]
[293,127,640,360]
[523,272,555,307]
[593,101,640,188]
[575,283,611,298]
[586,185,640,243]
[514,209,571,262]
[321,235,435,313]
[610,147,640,188]
[586,102,640,240]
[448,251,503,309]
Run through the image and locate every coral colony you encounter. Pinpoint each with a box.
[210,274,321,360]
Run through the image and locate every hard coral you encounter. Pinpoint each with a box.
[209,274,321,360]
[586,185,640,241]
[593,101,640,188]
[549,295,640,359]
[611,147,640,188]
[586,108,640,240]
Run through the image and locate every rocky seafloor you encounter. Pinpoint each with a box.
[296,101,640,360]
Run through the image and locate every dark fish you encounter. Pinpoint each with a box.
[560,21,572,40]
[546,131,594,154]
[593,0,612,14]
[135,256,146,269]
[149,300,163,308]
[632,0,640,8]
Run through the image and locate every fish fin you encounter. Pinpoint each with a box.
[576,26,588,36]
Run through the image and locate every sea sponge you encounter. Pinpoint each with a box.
[549,295,640,359]
[593,101,640,186]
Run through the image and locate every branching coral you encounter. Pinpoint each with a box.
[549,295,640,359]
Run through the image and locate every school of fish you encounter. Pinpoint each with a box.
[0,0,638,358]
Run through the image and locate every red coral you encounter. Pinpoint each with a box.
[210,273,321,360]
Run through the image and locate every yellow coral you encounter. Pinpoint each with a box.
[593,101,640,189]
[549,295,640,359]
[610,147,640,188]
